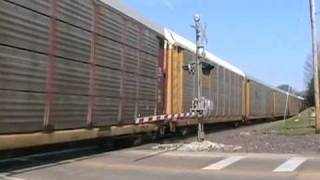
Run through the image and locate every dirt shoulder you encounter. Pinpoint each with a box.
[201,120,320,155]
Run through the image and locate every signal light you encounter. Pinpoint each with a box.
[201,62,215,75]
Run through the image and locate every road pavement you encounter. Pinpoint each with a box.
[1,147,320,180]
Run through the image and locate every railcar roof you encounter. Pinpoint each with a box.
[246,74,275,88]
[165,29,246,77]
[274,87,305,100]
[100,0,164,35]
[243,75,305,100]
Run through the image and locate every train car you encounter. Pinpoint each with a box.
[245,78,274,120]
[273,88,304,118]
[164,29,246,127]
[273,88,288,118]
[163,29,305,126]
[0,0,166,149]
[288,95,304,116]
[0,0,306,151]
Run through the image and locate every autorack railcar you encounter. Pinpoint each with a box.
[164,29,245,127]
[273,88,288,118]
[0,0,166,149]
[0,0,305,151]
[245,78,274,120]
[288,95,304,116]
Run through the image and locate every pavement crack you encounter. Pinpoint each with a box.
[133,145,182,162]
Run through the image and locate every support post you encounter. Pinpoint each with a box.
[283,87,291,126]
[194,14,205,141]
[309,0,320,133]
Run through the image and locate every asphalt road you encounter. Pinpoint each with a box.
[1,147,320,180]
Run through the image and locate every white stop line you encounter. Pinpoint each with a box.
[273,157,307,172]
[202,156,244,170]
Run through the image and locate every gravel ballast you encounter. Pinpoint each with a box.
[143,120,320,155]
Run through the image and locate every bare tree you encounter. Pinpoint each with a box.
[304,55,313,84]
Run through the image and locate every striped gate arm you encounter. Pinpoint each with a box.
[135,112,196,124]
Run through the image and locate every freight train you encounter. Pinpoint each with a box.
[0,0,304,150]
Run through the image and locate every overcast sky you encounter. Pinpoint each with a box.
[122,0,315,91]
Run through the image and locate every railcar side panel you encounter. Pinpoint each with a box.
[182,50,195,112]
[273,91,287,117]
[172,47,184,113]
[289,96,302,116]
[169,48,243,123]
[247,80,273,119]
[0,0,164,134]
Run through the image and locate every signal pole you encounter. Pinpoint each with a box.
[186,14,212,141]
[309,0,320,132]
[194,14,205,141]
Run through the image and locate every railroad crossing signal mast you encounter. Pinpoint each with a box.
[193,14,205,141]
[193,14,207,141]
[183,14,213,141]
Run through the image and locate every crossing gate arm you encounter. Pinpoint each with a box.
[135,112,196,124]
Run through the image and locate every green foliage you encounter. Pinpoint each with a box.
[306,77,315,106]
[269,107,316,135]
[304,56,315,107]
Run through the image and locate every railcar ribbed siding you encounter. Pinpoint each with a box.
[181,49,243,121]
[289,96,301,115]
[0,0,163,134]
[248,81,273,119]
[273,91,287,117]
[182,50,195,111]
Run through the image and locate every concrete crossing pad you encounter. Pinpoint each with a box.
[1,149,320,180]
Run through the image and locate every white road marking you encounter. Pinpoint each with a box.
[202,156,244,170]
[273,157,307,172]
[0,174,26,180]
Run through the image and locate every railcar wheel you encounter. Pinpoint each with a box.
[132,135,143,146]
[233,121,241,128]
[179,127,189,136]
[148,131,158,141]
[158,126,166,138]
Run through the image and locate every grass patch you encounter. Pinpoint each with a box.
[268,107,316,135]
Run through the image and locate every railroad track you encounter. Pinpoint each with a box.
[0,119,276,174]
